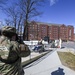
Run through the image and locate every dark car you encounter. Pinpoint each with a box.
[33,45,45,53]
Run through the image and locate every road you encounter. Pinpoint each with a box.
[61,42,75,49]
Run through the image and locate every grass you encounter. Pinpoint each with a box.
[57,52,75,71]
[22,51,51,67]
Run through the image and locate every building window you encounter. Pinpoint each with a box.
[69,29,71,36]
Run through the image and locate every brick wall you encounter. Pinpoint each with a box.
[28,21,74,41]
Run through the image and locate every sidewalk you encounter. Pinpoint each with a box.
[21,51,49,63]
[23,48,75,75]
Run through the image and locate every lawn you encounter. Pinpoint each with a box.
[57,52,75,71]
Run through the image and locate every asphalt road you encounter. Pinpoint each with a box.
[61,42,75,49]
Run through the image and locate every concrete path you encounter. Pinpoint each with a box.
[23,49,75,75]
[22,51,47,63]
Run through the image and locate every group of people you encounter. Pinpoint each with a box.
[0,26,30,75]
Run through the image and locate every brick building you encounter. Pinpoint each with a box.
[28,21,38,40]
[67,25,74,41]
[74,34,75,41]
[48,25,59,40]
[59,24,68,41]
[28,21,74,41]
[40,24,48,39]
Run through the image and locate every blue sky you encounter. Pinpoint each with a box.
[36,0,75,27]
[0,0,75,27]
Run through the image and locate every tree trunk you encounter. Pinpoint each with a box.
[23,20,28,41]
[23,12,29,41]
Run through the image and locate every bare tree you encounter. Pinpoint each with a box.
[0,0,8,9]
[3,0,45,40]
[19,0,45,40]
[5,19,11,26]
[4,5,18,28]
[0,0,5,7]
[4,4,24,35]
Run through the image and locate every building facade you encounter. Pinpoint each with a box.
[48,25,59,40]
[28,21,38,40]
[59,24,68,41]
[67,25,74,41]
[28,21,74,41]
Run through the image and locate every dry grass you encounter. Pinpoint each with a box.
[57,52,75,71]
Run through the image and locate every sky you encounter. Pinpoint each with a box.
[37,0,75,26]
[0,0,75,27]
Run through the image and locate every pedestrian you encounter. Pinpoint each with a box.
[0,26,30,75]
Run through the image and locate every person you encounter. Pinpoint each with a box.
[11,31,30,57]
[0,26,30,75]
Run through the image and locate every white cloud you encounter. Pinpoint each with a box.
[49,0,58,6]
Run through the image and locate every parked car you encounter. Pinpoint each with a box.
[33,45,45,53]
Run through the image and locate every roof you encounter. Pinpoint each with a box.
[28,21,74,27]
[37,22,62,26]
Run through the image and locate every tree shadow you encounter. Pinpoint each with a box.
[51,67,65,75]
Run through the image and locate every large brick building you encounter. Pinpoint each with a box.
[28,21,74,41]
[48,25,59,40]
